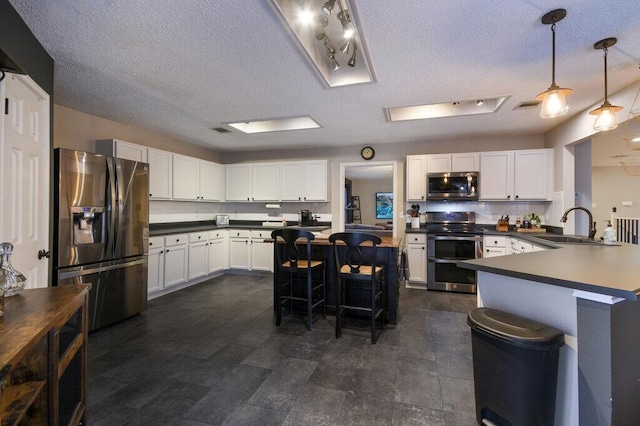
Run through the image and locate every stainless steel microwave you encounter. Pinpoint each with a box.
[426,172,479,200]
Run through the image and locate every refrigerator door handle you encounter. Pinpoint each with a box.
[106,158,118,258]
[58,257,147,280]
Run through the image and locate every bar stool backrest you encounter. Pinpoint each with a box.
[271,229,316,269]
[328,232,381,274]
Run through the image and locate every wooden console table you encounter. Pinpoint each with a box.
[0,284,90,425]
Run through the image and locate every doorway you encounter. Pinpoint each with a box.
[340,161,398,238]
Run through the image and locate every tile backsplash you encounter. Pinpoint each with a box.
[405,199,561,226]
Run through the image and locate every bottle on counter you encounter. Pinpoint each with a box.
[603,221,617,244]
[516,217,521,228]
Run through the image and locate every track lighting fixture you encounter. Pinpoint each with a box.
[590,38,622,132]
[348,43,357,67]
[322,0,336,15]
[337,10,354,38]
[536,9,572,119]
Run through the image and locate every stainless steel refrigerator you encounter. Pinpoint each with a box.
[53,148,149,331]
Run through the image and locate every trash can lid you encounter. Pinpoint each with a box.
[467,307,565,350]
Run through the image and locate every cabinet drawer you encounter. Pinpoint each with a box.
[250,230,271,240]
[485,236,507,248]
[149,236,164,249]
[208,230,227,240]
[230,230,250,239]
[406,233,427,245]
[165,234,188,247]
[189,231,208,243]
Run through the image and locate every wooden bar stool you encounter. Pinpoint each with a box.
[329,232,386,344]
[271,229,326,331]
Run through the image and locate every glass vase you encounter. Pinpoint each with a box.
[0,242,26,297]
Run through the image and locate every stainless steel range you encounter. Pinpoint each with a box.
[426,211,482,293]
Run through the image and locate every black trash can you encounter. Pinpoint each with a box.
[467,307,565,426]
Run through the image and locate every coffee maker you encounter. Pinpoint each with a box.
[298,210,313,226]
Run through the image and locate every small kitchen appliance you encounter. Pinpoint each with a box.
[427,172,479,200]
[298,210,313,226]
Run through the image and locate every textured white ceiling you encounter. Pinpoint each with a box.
[8,0,640,153]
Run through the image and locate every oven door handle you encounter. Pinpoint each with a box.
[427,235,482,241]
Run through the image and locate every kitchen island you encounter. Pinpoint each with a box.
[460,242,640,426]
[272,235,402,324]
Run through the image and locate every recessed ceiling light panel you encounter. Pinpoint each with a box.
[226,116,321,134]
[385,96,510,122]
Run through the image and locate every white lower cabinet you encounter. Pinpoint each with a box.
[208,230,228,273]
[188,232,209,280]
[483,236,508,257]
[250,230,273,272]
[163,234,189,287]
[406,233,427,284]
[147,236,165,294]
[229,230,251,270]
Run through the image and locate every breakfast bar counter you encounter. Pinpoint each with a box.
[272,235,402,324]
[460,242,640,426]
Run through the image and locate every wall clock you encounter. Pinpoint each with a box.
[360,146,375,160]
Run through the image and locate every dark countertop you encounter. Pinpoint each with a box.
[460,243,640,300]
[149,220,331,236]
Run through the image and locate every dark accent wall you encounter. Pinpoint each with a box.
[0,0,54,94]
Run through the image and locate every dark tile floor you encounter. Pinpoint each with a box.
[87,275,478,425]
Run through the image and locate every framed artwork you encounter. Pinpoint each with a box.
[375,192,393,219]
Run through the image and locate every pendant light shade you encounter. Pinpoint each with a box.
[590,38,622,132]
[536,9,572,118]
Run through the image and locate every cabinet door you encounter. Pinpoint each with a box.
[188,241,208,280]
[208,237,227,273]
[164,245,188,287]
[406,155,426,201]
[199,160,222,201]
[251,231,273,272]
[116,140,147,162]
[172,154,199,200]
[229,238,250,269]
[281,162,303,201]
[148,148,172,199]
[302,160,327,201]
[148,247,164,294]
[514,150,551,200]
[225,164,253,201]
[480,151,513,200]
[252,162,281,201]
[426,155,451,173]
[452,153,480,172]
[406,243,427,283]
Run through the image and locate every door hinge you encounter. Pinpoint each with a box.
[4,98,8,115]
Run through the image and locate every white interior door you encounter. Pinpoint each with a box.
[1,73,50,289]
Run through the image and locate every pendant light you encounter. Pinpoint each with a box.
[590,38,623,132]
[536,9,572,118]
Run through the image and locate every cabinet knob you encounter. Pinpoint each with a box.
[515,195,519,199]
[298,197,301,200]
[166,249,169,252]
[149,242,153,246]
[38,249,51,259]
[149,193,153,197]
[198,236,201,239]
[160,250,164,254]
[494,240,497,244]
[176,239,180,242]
[421,196,424,200]
[304,197,307,200]
[421,247,425,250]
[507,195,511,199]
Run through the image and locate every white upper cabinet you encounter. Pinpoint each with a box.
[252,162,281,201]
[281,162,304,201]
[279,160,328,202]
[480,149,552,201]
[302,160,327,201]
[480,151,514,200]
[406,155,427,201]
[451,153,480,172]
[426,153,479,173]
[95,139,148,162]
[513,149,553,200]
[173,154,223,201]
[147,148,172,200]
[199,160,223,201]
[172,154,200,200]
[225,164,253,201]
[426,155,451,173]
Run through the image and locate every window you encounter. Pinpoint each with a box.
[375,192,393,219]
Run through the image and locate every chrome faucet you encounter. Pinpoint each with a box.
[560,207,597,240]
